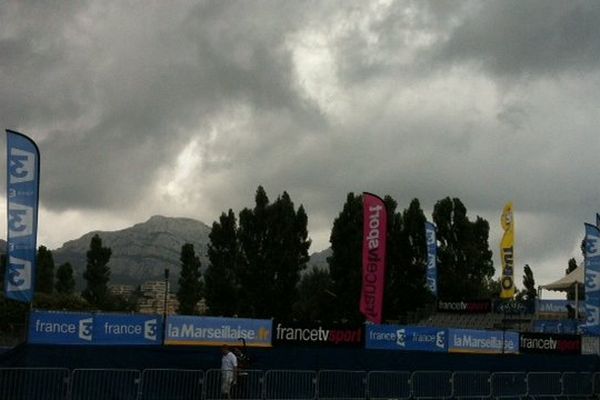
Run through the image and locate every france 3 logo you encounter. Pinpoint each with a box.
[144,319,158,341]
[586,270,600,293]
[8,202,34,238]
[79,318,93,341]
[396,328,406,347]
[9,148,36,184]
[6,256,31,291]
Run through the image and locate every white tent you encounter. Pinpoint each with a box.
[539,266,584,318]
[540,266,584,291]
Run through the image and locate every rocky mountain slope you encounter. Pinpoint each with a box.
[53,215,212,288]
[47,215,328,289]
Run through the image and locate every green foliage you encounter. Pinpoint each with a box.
[205,210,240,316]
[522,264,537,301]
[34,292,91,311]
[36,246,55,294]
[82,234,112,309]
[236,187,310,319]
[385,198,435,320]
[177,243,203,315]
[433,197,494,300]
[55,262,76,295]
[206,186,311,320]
[328,194,438,323]
[327,192,364,323]
[292,267,336,323]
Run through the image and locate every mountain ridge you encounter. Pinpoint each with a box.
[46,215,329,288]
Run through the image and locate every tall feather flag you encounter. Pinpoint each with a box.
[4,130,40,303]
[425,221,437,297]
[584,223,600,334]
[360,192,387,324]
[500,202,515,299]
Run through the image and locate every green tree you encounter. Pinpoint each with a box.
[386,198,434,320]
[34,292,91,311]
[235,187,310,319]
[237,186,271,317]
[433,197,494,300]
[82,234,112,308]
[177,243,203,315]
[328,192,364,323]
[205,210,239,316]
[36,246,55,294]
[292,267,335,323]
[266,193,310,319]
[55,262,76,295]
[522,264,537,302]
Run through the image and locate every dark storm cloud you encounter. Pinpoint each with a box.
[0,1,324,210]
[432,0,600,77]
[2,0,600,287]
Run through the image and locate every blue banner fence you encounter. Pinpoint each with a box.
[2,368,600,399]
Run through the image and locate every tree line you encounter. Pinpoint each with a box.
[2,185,546,330]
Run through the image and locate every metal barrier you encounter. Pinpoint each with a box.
[367,371,410,400]
[317,370,366,400]
[0,367,69,400]
[594,372,600,398]
[70,368,140,400]
[527,372,562,397]
[562,371,593,397]
[263,370,316,400]
[139,368,203,400]
[2,367,600,399]
[452,371,491,398]
[490,372,527,398]
[412,370,453,399]
[204,368,264,400]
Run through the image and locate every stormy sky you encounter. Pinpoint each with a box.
[2,0,600,292]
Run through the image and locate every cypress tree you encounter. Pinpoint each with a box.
[82,234,112,308]
[205,210,239,316]
[177,243,203,315]
[36,246,55,294]
[55,262,76,295]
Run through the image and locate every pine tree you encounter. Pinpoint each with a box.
[386,198,434,320]
[55,262,76,295]
[234,187,310,319]
[82,234,112,308]
[177,243,203,315]
[266,193,310,320]
[328,192,364,323]
[36,246,55,295]
[433,197,494,300]
[237,186,270,317]
[522,264,537,302]
[205,210,239,316]
[292,267,335,323]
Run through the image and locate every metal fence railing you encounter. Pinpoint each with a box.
[0,367,599,399]
[490,371,528,399]
[70,368,140,400]
[367,371,411,400]
[317,370,366,400]
[263,369,316,400]
[0,367,69,400]
[452,370,492,399]
[139,369,203,400]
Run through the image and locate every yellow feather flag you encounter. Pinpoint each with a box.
[500,202,515,299]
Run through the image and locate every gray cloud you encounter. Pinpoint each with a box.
[432,0,600,77]
[1,1,600,288]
